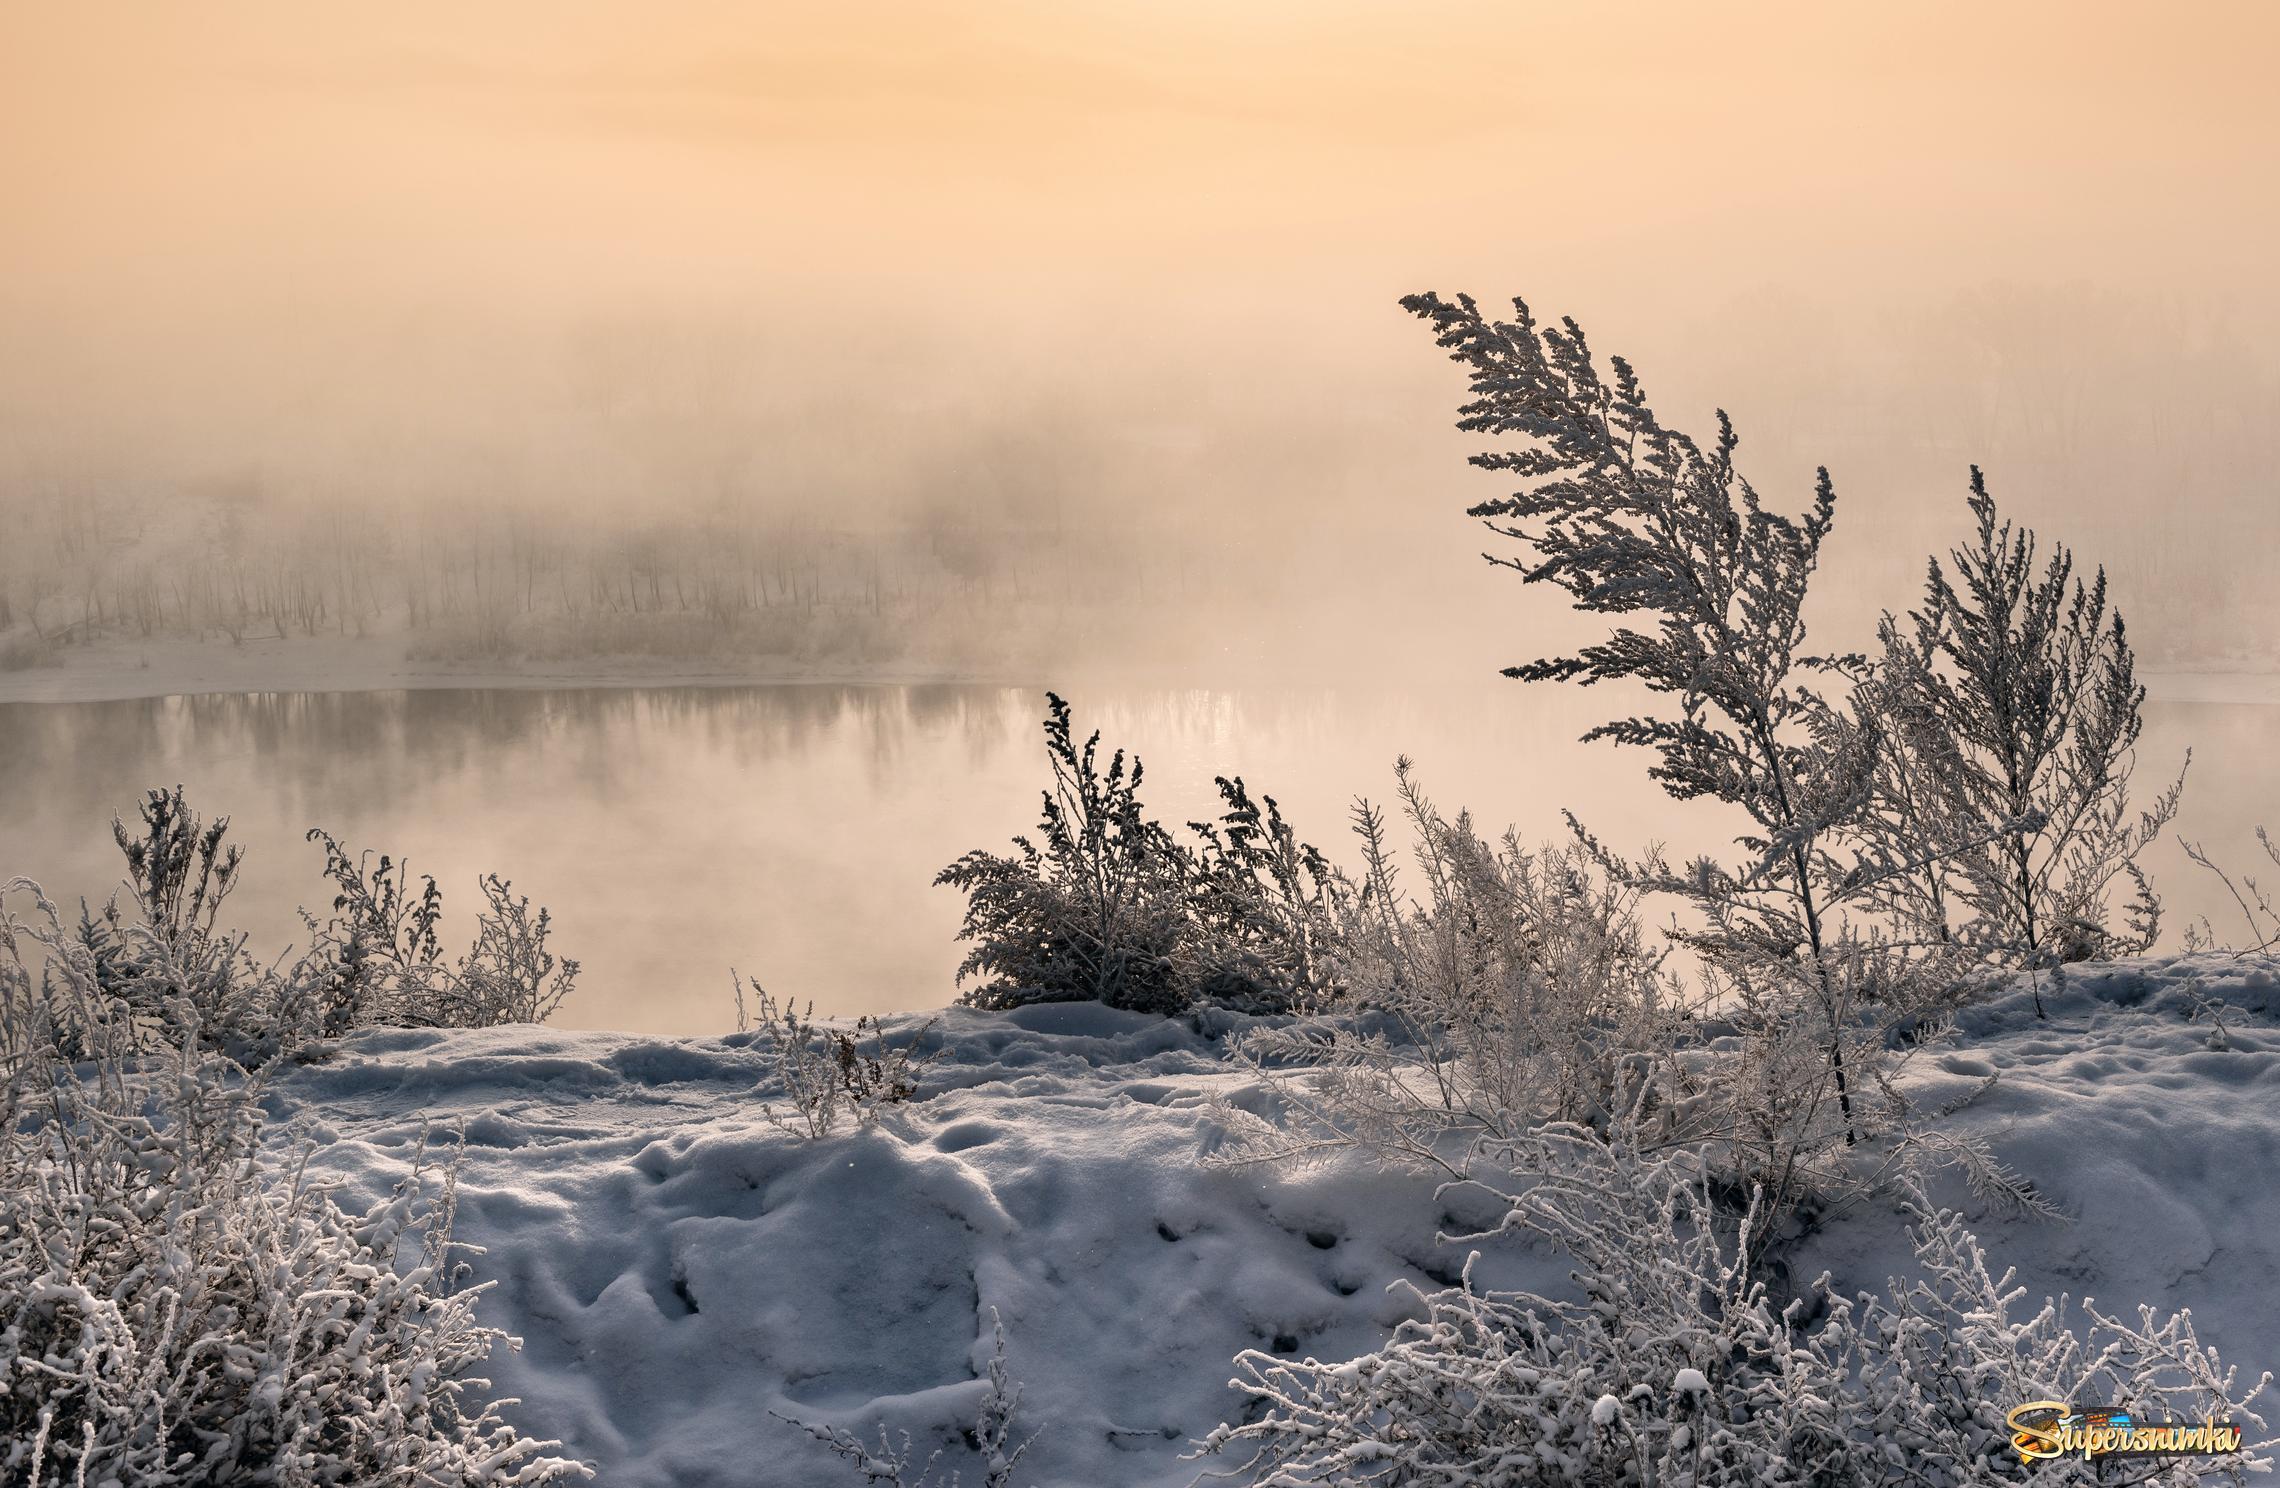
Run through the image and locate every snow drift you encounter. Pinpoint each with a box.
[261,957,2279,1487]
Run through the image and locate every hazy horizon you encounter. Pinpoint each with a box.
[6,2,2277,676]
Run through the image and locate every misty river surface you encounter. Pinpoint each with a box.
[3,683,2274,1034]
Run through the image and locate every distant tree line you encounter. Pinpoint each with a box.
[0,491,1185,666]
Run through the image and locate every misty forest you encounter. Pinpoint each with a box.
[7,6,2280,1488]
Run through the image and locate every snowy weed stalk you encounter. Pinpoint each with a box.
[735,974,934,1138]
[774,1309,1037,1487]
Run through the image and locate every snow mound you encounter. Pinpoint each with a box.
[272,1009,1564,1487]
[1798,955,2280,1385]
[265,957,2280,1487]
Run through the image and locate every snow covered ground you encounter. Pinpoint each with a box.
[263,957,2280,1488]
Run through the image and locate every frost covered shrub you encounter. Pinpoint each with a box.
[1887,471,2181,984]
[2181,825,2280,959]
[1185,776,1345,1014]
[1214,760,1685,1174]
[938,695,1340,1015]
[1204,1129,1850,1486]
[60,787,320,1063]
[454,876,578,1024]
[937,693,1192,1013]
[1676,917,1997,1245]
[300,827,449,1034]
[1828,1199,2270,1484]
[0,1014,587,1483]
[1340,763,1680,1130]
[111,785,246,954]
[34,791,581,1064]
[21,792,333,1066]
[1395,290,2182,1200]
[303,830,581,1031]
[47,888,323,1068]
[734,977,934,1138]
[1204,1125,2271,1487]
[1401,290,1902,1152]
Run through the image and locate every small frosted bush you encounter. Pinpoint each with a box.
[304,829,580,1031]
[936,693,1192,1013]
[1183,775,1345,1014]
[55,788,331,1064]
[1202,1126,2270,1487]
[1211,761,1685,1178]
[0,1054,586,1486]
[1896,470,2180,975]
[2,881,587,1485]
[938,694,1340,1015]
[36,788,580,1064]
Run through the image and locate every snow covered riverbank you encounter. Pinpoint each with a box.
[0,633,1043,706]
[265,957,2280,1488]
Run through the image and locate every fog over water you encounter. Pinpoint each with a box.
[3,6,2276,1028]
[6,3,2279,682]
[2,683,2265,1032]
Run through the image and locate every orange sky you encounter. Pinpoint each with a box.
[3,1,2274,567]
[8,2,2273,298]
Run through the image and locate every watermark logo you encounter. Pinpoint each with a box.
[2006,1401,2244,1463]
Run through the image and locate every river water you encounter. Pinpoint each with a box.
[1,682,2268,1032]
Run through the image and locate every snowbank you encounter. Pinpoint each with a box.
[1794,956,2280,1385]
[264,957,2280,1487]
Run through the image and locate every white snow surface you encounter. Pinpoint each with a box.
[262,957,2280,1488]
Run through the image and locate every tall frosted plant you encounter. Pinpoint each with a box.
[1903,469,2181,998]
[1402,291,1876,1143]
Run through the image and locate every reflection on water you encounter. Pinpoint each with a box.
[0,684,2271,1033]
